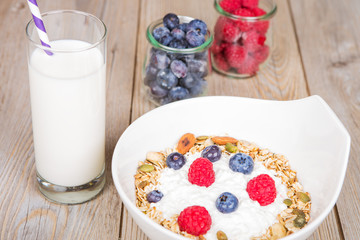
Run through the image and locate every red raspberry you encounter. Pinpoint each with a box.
[241,30,266,52]
[211,39,226,54]
[219,0,242,13]
[253,45,269,64]
[214,54,231,71]
[188,158,215,187]
[215,17,241,43]
[242,0,259,9]
[246,174,277,206]
[178,206,212,236]
[233,8,255,32]
[237,56,259,75]
[252,7,267,16]
[224,45,247,69]
[252,7,270,34]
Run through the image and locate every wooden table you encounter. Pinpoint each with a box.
[0,0,359,239]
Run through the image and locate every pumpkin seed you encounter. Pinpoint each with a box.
[138,164,154,173]
[225,142,238,153]
[283,199,292,207]
[292,208,305,217]
[296,192,310,203]
[196,136,209,141]
[294,215,306,228]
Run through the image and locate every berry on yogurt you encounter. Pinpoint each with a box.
[201,145,222,162]
[246,174,277,206]
[146,190,164,203]
[229,152,254,174]
[178,205,212,236]
[188,157,215,187]
[166,152,186,170]
[215,192,239,213]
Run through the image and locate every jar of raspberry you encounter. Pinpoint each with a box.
[211,0,277,78]
[143,14,213,106]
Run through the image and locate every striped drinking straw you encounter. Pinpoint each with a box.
[27,0,53,55]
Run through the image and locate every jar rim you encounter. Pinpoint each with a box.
[214,0,277,21]
[146,16,213,54]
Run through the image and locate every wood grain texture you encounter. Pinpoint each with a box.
[0,0,139,239]
[290,0,360,239]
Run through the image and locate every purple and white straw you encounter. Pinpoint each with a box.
[27,0,53,55]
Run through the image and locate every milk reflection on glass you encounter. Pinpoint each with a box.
[26,11,107,204]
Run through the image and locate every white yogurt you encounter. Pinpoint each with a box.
[153,151,288,240]
[29,40,106,187]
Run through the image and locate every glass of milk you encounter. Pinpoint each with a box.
[25,10,107,204]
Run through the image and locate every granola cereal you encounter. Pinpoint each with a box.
[134,134,311,240]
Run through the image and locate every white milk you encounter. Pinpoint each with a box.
[28,40,106,187]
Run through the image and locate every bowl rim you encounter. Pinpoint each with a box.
[111,95,351,240]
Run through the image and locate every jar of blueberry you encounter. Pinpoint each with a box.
[143,13,213,105]
[211,0,277,78]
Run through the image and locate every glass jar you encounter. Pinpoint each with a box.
[211,0,277,78]
[143,16,213,106]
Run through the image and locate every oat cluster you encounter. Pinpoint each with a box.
[134,135,311,240]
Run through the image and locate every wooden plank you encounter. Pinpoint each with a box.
[290,0,360,239]
[124,0,334,239]
[0,0,139,239]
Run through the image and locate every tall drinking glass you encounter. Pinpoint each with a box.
[26,10,107,204]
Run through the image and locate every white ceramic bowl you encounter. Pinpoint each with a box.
[112,96,350,240]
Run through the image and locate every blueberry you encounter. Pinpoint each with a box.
[169,87,189,101]
[147,190,164,203]
[156,69,178,90]
[195,50,208,60]
[186,58,208,78]
[229,153,254,174]
[158,34,174,46]
[152,27,170,41]
[179,74,197,89]
[180,54,195,63]
[215,192,239,213]
[189,79,207,97]
[201,145,222,162]
[171,28,185,40]
[150,51,170,69]
[170,60,188,78]
[149,81,168,98]
[163,13,180,30]
[178,23,188,32]
[169,39,187,49]
[159,96,172,105]
[144,75,155,87]
[187,19,208,35]
[145,65,159,80]
[167,52,179,61]
[186,29,205,48]
[166,152,186,170]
